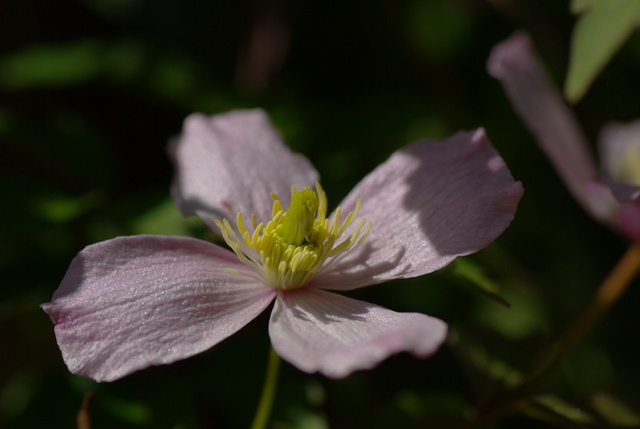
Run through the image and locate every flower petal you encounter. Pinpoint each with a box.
[42,235,276,382]
[269,288,447,378]
[487,32,616,222]
[312,129,523,291]
[617,203,640,242]
[601,179,640,203]
[169,109,319,227]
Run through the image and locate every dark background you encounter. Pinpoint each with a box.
[2,0,640,427]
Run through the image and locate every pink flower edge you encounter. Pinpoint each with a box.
[169,109,319,228]
[42,235,276,382]
[487,32,619,222]
[311,128,523,291]
[269,288,448,378]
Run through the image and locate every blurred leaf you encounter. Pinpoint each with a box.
[524,395,594,427]
[0,40,102,89]
[452,336,522,389]
[452,258,510,307]
[591,392,640,427]
[565,0,640,102]
[102,39,146,82]
[395,390,470,419]
[562,344,614,392]
[0,39,148,90]
[571,0,596,14]
[100,395,152,424]
[406,0,471,61]
[473,281,548,340]
[275,407,329,429]
[130,197,199,236]
[149,57,199,100]
[32,191,104,223]
[0,370,39,418]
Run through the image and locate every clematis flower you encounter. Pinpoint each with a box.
[488,32,640,241]
[42,109,523,383]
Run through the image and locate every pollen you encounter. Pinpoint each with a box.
[214,183,371,290]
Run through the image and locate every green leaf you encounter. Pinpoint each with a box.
[571,0,597,14]
[525,395,594,427]
[451,337,522,388]
[100,395,152,424]
[565,0,640,102]
[130,197,197,236]
[452,258,510,307]
[0,40,102,89]
[32,191,104,224]
[591,392,640,427]
[0,39,146,90]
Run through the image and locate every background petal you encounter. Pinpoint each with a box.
[601,179,640,203]
[42,235,275,382]
[311,129,523,291]
[269,288,447,379]
[616,202,640,242]
[487,32,616,222]
[599,119,640,185]
[169,109,319,227]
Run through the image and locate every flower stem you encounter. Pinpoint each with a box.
[554,242,640,358]
[478,242,640,421]
[526,242,640,387]
[250,346,280,429]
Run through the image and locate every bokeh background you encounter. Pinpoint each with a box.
[2,0,640,427]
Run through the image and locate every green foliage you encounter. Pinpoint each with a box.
[565,0,640,102]
[526,395,594,427]
[452,258,511,308]
[591,393,640,427]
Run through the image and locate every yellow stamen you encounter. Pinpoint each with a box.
[276,187,318,246]
[214,182,371,290]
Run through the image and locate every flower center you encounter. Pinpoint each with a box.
[215,183,371,290]
[615,143,640,186]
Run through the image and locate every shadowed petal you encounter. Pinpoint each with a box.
[312,129,523,291]
[269,288,447,378]
[170,109,319,227]
[601,180,640,203]
[617,203,640,242]
[42,235,276,382]
[488,32,616,222]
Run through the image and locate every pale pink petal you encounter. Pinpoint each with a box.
[269,288,447,379]
[585,179,626,223]
[42,235,276,382]
[169,109,319,227]
[488,32,615,221]
[311,129,523,291]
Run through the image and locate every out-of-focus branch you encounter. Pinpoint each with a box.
[236,0,290,94]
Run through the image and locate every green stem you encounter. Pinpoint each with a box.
[478,242,640,422]
[250,346,281,429]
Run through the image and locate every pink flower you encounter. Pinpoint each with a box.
[488,32,640,241]
[42,109,523,382]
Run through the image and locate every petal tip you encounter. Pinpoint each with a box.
[487,31,532,78]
